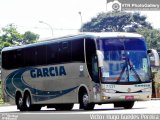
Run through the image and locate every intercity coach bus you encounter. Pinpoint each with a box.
[1,32,159,111]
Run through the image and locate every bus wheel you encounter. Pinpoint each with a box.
[80,92,95,110]
[123,101,134,109]
[16,94,25,111]
[23,93,32,111]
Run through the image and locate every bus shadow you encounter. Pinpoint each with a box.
[93,107,146,111]
[1,107,147,113]
[39,107,147,113]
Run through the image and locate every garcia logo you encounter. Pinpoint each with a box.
[30,66,66,78]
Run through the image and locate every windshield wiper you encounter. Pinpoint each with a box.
[117,58,142,83]
[127,58,142,83]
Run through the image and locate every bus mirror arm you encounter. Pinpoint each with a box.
[148,49,159,67]
[147,50,151,54]
[96,50,104,67]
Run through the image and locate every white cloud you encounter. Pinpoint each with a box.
[140,11,160,29]
[0,0,160,39]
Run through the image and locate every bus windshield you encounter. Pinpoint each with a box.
[97,38,151,84]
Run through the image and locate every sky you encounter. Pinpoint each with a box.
[0,0,160,39]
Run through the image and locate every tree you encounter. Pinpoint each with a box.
[81,12,152,32]
[23,31,39,44]
[136,28,160,49]
[1,24,23,46]
[80,11,160,49]
[0,24,39,49]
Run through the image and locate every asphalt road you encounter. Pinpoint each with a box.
[0,100,160,120]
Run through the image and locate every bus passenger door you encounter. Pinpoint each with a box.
[92,55,101,101]
[85,38,101,101]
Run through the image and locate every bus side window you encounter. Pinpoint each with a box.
[62,42,68,49]
[46,43,59,64]
[16,49,24,68]
[3,49,24,69]
[2,51,10,69]
[9,50,17,69]
[24,47,37,67]
[71,39,85,62]
[59,41,71,63]
[36,45,47,66]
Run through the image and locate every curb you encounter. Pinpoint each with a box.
[151,98,160,100]
[0,103,11,107]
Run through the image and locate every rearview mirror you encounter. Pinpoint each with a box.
[148,49,159,67]
[96,50,104,67]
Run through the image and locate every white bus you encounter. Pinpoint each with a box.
[1,32,159,111]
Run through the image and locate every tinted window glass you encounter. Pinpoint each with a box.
[2,51,9,69]
[2,50,18,69]
[2,38,86,69]
[46,42,59,64]
[24,47,36,67]
[71,39,84,62]
[59,41,71,63]
[16,49,24,68]
[36,45,47,65]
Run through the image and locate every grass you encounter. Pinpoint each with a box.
[0,80,4,104]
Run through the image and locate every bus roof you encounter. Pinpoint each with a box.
[83,32,143,38]
[2,32,143,52]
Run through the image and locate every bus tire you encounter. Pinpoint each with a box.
[23,93,41,111]
[16,94,25,111]
[80,92,95,110]
[23,93,31,111]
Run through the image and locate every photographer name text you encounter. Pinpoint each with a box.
[90,114,160,120]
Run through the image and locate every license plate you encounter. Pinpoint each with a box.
[125,96,134,100]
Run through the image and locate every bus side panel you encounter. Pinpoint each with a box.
[2,69,16,105]
[2,62,92,105]
[33,63,92,104]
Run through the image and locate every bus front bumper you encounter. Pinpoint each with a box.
[100,92,151,103]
